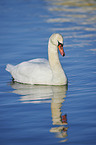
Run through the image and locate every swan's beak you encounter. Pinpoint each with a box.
[58,44,65,57]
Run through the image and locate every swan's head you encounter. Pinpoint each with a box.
[49,33,65,56]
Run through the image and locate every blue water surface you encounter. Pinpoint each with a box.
[0,0,96,145]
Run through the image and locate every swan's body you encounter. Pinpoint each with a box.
[6,33,67,85]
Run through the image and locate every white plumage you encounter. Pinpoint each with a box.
[6,33,67,85]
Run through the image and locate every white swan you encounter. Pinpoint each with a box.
[6,33,67,85]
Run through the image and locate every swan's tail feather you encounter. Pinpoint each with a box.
[6,64,14,72]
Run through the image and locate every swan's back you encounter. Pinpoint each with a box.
[6,59,53,85]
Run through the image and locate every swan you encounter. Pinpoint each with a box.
[6,33,67,85]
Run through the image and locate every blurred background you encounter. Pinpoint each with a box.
[0,0,96,144]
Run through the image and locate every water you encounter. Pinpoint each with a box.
[0,0,96,144]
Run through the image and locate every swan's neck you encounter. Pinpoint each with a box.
[48,39,67,85]
[48,40,61,72]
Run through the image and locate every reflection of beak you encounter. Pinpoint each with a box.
[58,45,65,57]
[62,114,67,124]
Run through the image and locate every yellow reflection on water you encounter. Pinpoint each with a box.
[45,0,96,49]
[46,0,96,9]
[46,0,96,26]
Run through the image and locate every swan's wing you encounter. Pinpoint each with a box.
[10,59,53,84]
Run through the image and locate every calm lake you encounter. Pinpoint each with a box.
[0,0,96,144]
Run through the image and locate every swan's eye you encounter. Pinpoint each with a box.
[58,41,63,47]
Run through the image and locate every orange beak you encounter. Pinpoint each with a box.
[58,44,65,57]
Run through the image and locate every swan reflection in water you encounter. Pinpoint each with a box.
[11,82,68,142]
